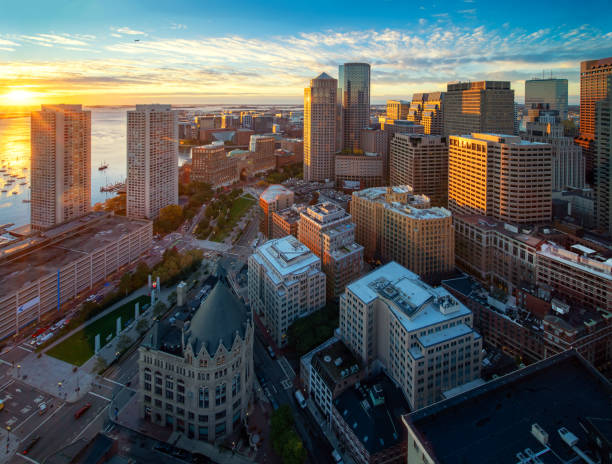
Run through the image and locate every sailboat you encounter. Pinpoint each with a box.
[98,161,109,171]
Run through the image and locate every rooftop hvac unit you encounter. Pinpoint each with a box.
[531,423,549,445]
[558,427,578,447]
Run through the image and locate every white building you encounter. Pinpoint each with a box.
[30,104,91,230]
[127,104,178,220]
[339,262,482,409]
[248,236,326,347]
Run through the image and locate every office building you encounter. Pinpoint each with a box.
[221,114,240,129]
[338,63,371,151]
[576,57,612,181]
[351,187,454,280]
[360,128,388,156]
[304,73,337,182]
[30,104,91,230]
[339,262,482,409]
[525,77,569,120]
[271,205,305,239]
[249,135,275,155]
[386,100,409,120]
[139,279,253,442]
[248,236,326,347]
[0,212,152,341]
[332,373,410,464]
[448,133,552,224]
[389,134,449,206]
[334,152,384,190]
[280,138,303,159]
[444,81,515,136]
[595,75,612,234]
[403,351,612,464]
[522,105,585,190]
[127,104,178,220]
[407,92,445,135]
[259,184,294,238]
[298,202,364,298]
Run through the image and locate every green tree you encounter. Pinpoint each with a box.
[93,356,107,374]
[119,272,133,296]
[136,318,150,335]
[154,204,184,234]
[153,301,168,318]
[116,334,133,353]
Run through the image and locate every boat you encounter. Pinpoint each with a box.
[11,192,17,195]
[22,199,31,203]
[1,190,6,193]
[98,161,108,171]
[19,182,27,186]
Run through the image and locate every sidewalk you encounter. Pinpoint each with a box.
[306,399,356,464]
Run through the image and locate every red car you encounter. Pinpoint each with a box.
[74,403,92,419]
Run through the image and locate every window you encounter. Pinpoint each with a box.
[232,374,241,397]
[215,384,227,406]
[199,387,209,408]
[215,410,226,420]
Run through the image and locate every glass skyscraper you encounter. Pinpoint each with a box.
[525,78,568,120]
[338,63,371,152]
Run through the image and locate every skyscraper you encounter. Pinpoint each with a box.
[448,133,552,224]
[443,81,515,136]
[338,63,371,151]
[576,57,612,182]
[30,104,91,230]
[304,73,337,182]
[407,92,445,135]
[525,77,569,120]
[127,104,178,220]
[386,100,410,120]
[595,75,612,234]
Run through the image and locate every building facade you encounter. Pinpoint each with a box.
[297,202,364,298]
[259,184,294,238]
[127,104,178,220]
[443,81,515,136]
[139,280,253,442]
[389,134,448,206]
[304,73,337,182]
[351,186,454,280]
[248,236,326,347]
[339,262,482,410]
[386,100,409,120]
[595,75,612,234]
[271,205,304,239]
[334,152,384,189]
[522,105,585,191]
[525,78,569,120]
[0,212,152,341]
[407,92,445,135]
[30,104,91,230]
[249,135,276,155]
[191,143,234,187]
[338,63,371,151]
[448,133,552,224]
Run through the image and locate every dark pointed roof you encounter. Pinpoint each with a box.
[185,280,250,356]
[315,72,335,80]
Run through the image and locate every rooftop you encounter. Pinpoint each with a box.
[253,235,320,281]
[455,133,549,146]
[273,205,306,223]
[0,213,150,295]
[352,186,430,208]
[260,184,294,204]
[334,373,410,455]
[538,243,612,280]
[454,214,551,248]
[347,262,472,332]
[312,339,362,387]
[405,350,612,464]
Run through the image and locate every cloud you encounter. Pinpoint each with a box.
[111,27,147,36]
[20,33,93,47]
[171,23,188,30]
[3,22,611,102]
[458,8,476,14]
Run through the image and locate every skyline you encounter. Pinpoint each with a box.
[2,0,612,107]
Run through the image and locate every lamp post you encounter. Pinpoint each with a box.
[16,365,20,379]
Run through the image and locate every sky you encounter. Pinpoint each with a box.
[1,0,611,107]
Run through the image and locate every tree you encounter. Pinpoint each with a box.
[93,356,107,374]
[270,406,305,464]
[116,334,133,353]
[153,301,168,318]
[136,318,150,335]
[119,272,133,296]
[154,204,184,234]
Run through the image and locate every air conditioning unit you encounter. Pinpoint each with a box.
[531,423,549,445]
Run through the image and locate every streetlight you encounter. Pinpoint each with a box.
[16,365,20,379]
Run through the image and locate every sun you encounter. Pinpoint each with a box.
[2,89,37,106]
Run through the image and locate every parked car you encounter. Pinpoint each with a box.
[38,403,47,415]
[267,345,276,359]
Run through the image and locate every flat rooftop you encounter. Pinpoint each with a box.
[405,351,612,464]
[347,262,472,333]
[254,235,320,280]
[0,213,150,295]
[260,184,293,203]
[334,373,410,455]
[312,339,362,387]
[454,214,549,248]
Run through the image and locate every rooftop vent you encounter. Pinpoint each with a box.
[323,355,332,363]
[334,357,343,366]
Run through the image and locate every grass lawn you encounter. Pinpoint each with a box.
[210,195,255,242]
[46,295,150,366]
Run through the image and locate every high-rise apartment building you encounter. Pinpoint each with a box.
[339,262,481,409]
[595,75,612,234]
[444,81,515,136]
[389,134,449,206]
[525,77,569,120]
[304,73,337,182]
[259,184,294,238]
[338,63,371,151]
[448,133,552,224]
[297,202,364,298]
[386,100,410,120]
[576,57,612,181]
[127,104,178,220]
[351,186,454,280]
[522,105,584,191]
[248,236,326,347]
[30,104,91,230]
[407,92,445,135]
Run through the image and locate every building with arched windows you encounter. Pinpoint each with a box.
[138,278,254,442]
